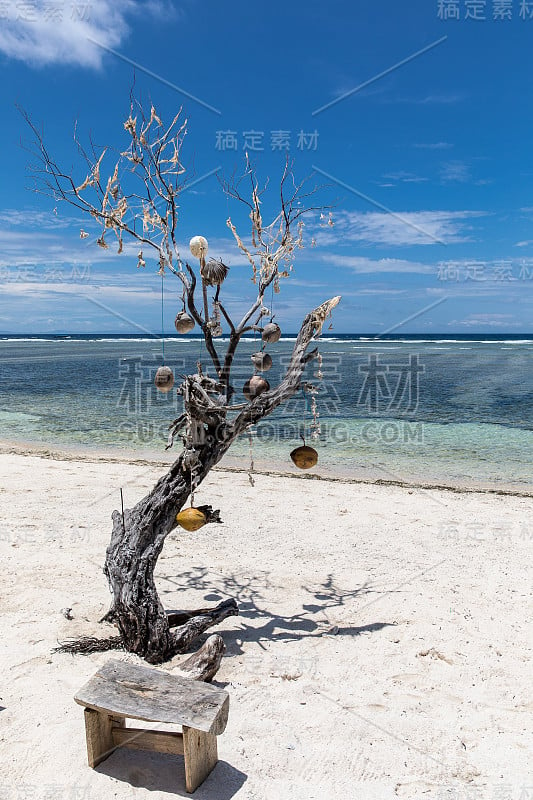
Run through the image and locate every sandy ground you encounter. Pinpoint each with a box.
[0,451,531,800]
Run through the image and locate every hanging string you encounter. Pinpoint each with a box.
[160,273,165,365]
[301,384,308,446]
[247,427,255,487]
[196,273,205,374]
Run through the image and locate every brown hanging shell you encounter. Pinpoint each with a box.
[154,365,174,393]
[251,352,273,371]
[243,375,270,401]
[290,445,318,470]
[174,311,195,334]
[262,322,281,344]
[176,507,207,531]
[200,258,229,287]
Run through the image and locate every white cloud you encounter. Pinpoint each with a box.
[448,314,524,328]
[0,209,75,229]
[390,93,466,105]
[413,142,453,150]
[380,171,428,185]
[0,1,176,68]
[0,280,157,300]
[317,209,484,247]
[440,161,471,184]
[323,255,434,274]
[0,211,253,271]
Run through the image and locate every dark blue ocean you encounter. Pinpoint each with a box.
[1,334,532,490]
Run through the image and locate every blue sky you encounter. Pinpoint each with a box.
[1,0,533,333]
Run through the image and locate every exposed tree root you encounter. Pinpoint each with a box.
[53,632,226,683]
[166,598,238,629]
[53,635,123,655]
[174,634,226,682]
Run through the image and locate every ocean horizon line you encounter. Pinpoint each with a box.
[1,332,532,340]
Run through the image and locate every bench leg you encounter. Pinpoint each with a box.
[83,708,124,768]
[182,726,218,793]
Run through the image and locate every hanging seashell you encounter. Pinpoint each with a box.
[243,375,270,401]
[176,507,207,531]
[290,445,318,470]
[174,311,195,334]
[262,322,281,344]
[79,230,89,239]
[154,365,174,393]
[200,258,229,286]
[189,235,208,259]
[251,352,273,371]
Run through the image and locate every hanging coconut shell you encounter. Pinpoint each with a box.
[189,235,208,259]
[154,365,174,393]
[243,375,270,401]
[290,445,318,470]
[174,311,195,334]
[251,352,273,371]
[176,507,207,531]
[262,322,281,344]
[200,258,229,287]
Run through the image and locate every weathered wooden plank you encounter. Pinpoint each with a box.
[183,726,218,793]
[75,660,229,735]
[83,708,116,768]
[111,726,184,756]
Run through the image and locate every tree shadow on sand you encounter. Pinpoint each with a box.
[158,567,396,657]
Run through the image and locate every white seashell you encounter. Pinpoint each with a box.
[175,311,195,334]
[200,258,228,286]
[189,235,208,259]
[251,352,273,371]
[154,366,174,393]
[262,322,281,344]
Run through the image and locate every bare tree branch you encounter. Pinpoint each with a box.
[19,97,341,667]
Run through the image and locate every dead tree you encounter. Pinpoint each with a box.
[22,98,340,673]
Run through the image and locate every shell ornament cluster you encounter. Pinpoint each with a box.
[152,235,319,530]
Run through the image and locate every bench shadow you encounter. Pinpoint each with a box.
[96,748,247,798]
[160,568,396,657]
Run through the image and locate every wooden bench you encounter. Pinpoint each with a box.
[74,659,229,793]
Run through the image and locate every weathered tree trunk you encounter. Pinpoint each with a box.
[104,437,237,663]
[102,297,340,666]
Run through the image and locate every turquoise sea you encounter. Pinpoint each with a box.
[0,334,532,491]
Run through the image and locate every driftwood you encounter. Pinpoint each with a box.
[75,658,229,791]
[75,658,229,733]
[22,98,340,674]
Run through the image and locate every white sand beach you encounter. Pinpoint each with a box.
[0,450,531,799]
